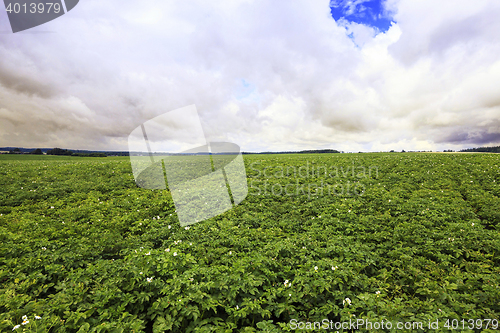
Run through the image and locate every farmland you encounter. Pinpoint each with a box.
[0,153,499,332]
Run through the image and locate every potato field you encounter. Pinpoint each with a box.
[0,153,499,332]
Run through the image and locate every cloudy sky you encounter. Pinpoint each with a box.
[1,0,500,152]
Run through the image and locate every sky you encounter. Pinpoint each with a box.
[1,0,500,153]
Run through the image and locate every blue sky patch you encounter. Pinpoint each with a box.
[330,0,395,33]
[235,79,256,101]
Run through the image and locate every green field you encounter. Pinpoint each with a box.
[1,153,499,332]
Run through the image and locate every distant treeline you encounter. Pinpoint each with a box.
[460,146,500,153]
[46,148,73,155]
[298,149,340,154]
[6,148,40,154]
[243,149,341,154]
[2,147,130,156]
[5,146,499,156]
[46,148,107,157]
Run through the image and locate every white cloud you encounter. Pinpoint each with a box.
[0,0,499,152]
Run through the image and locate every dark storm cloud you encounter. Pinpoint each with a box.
[0,62,58,98]
[438,130,500,145]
